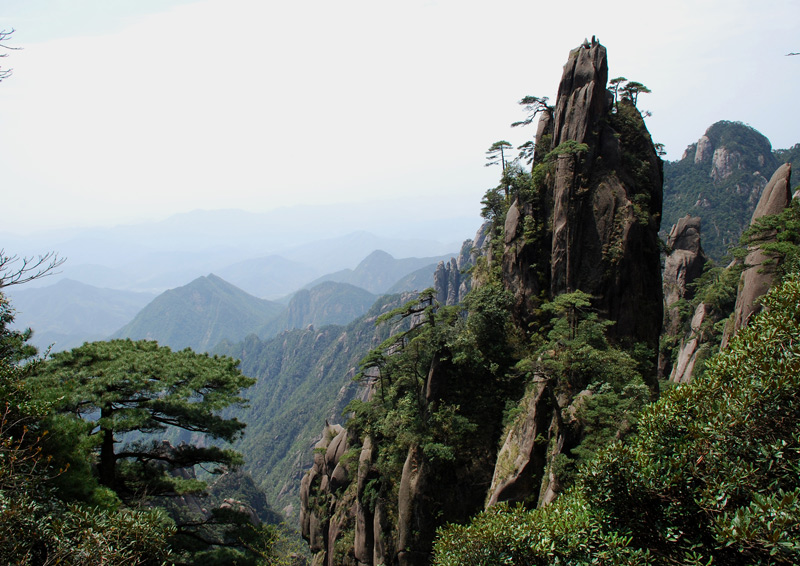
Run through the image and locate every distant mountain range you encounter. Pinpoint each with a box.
[5,279,155,353]
[257,281,377,339]
[305,249,448,294]
[108,250,448,352]
[3,205,477,295]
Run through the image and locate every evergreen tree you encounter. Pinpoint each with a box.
[32,339,254,499]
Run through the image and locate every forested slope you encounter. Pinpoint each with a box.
[216,293,415,515]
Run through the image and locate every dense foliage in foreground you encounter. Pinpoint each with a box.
[434,273,800,565]
[0,289,300,565]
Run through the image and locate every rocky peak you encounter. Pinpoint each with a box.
[492,39,663,511]
[685,121,777,184]
[433,222,490,306]
[550,42,609,148]
[504,39,663,355]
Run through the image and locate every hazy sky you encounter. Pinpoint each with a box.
[1,0,798,234]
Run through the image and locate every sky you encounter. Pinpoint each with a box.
[0,0,798,235]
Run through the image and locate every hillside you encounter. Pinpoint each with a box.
[112,274,284,352]
[5,279,155,352]
[662,120,792,261]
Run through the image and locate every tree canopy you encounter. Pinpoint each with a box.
[32,339,255,498]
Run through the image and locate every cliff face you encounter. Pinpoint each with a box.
[299,40,664,566]
[503,41,663,358]
[723,163,793,345]
[667,163,793,384]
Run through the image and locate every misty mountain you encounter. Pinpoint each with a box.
[305,250,452,294]
[257,281,377,338]
[5,279,156,353]
[111,274,284,352]
[214,255,320,300]
[4,206,479,294]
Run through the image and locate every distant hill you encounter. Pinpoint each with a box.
[6,207,477,294]
[305,250,452,294]
[257,281,377,338]
[662,121,797,261]
[111,274,284,352]
[5,279,156,353]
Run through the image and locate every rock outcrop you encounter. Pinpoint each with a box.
[669,302,710,383]
[433,222,490,306]
[503,41,662,358]
[485,373,556,507]
[722,163,793,346]
[663,215,707,316]
[659,216,709,378]
[300,423,356,566]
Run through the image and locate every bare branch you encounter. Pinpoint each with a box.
[0,250,66,288]
[0,29,19,82]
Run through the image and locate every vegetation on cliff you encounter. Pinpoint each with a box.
[434,270,800,565]
[299,41,667,566]
[0,274,294,564]
[661,121,799,262]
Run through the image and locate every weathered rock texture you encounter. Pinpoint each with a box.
[485,374,556,507]
[659,216,709,378]
[722,163,793,346]
[663,216,707,313]
[503,41,663,357]
[669,302,710,383]
[300,423,357,566]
